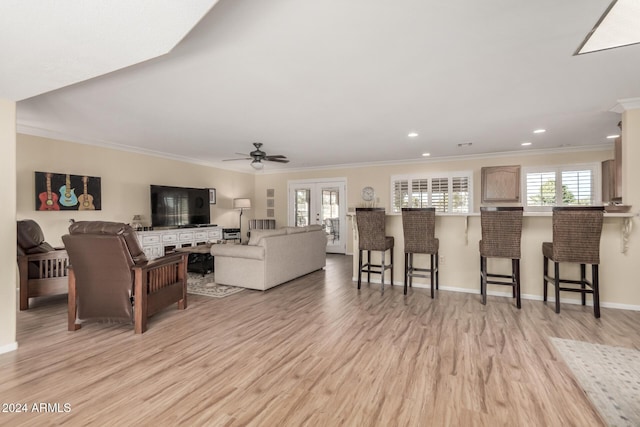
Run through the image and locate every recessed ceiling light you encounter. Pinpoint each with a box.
[422,152,430,157]
[521,142,532,146]
[408,132,419,138]
[457,142,473,147]
[533,129,546,134]
[607,134,620,139]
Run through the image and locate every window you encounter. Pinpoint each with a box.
[391,172,472,213]
[522,163,600,211]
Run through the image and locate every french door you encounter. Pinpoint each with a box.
[288,179,346,254]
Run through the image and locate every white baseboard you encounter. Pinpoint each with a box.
[352,277,640,312]
[0,342,18,355]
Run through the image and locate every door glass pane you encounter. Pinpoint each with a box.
[321,187,340,243]
[295,189,310,226]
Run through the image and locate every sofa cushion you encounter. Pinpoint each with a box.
[284,226,307,235]
[248,228,287,246]
[211,243,265,260]
[307,224,323,232]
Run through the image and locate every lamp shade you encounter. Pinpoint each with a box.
[233,198,251,209]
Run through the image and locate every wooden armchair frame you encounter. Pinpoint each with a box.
[68,253,187,334]
[18,249,69,310]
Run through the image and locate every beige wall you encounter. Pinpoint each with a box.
[16,134,255,247]
[255,148,640,309]
[0,99,17,353]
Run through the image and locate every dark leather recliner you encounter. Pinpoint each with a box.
[63,221,188,334]
[17,219,69,310]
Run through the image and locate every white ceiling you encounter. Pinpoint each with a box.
[9,0,640,172]
[0,0,218,100]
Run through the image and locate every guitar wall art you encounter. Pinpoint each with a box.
[35,171,101,211]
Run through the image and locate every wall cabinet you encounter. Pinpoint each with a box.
[602,137,623,202]
[136,226,222,259]
[481,165,521,203]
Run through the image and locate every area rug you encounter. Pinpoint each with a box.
[186,273,244,298]
[550,337,640,426]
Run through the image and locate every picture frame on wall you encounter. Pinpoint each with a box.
[34,171,102,211]
[209,188,216,204]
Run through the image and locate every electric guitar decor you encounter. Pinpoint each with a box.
[59,174,78,207]
[78,176,95,210]
[38,173,60,211]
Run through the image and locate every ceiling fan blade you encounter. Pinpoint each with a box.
[265,158,289,163]
[222,157,252,161]
[265,155,287,159]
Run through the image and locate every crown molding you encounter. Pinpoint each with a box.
[16,124,255,175]
[610,97,640,113]
[257,143,614,175]
[17,123,612,176]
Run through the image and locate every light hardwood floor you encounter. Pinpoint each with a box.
[2,254,639,426]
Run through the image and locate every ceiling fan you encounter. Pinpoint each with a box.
[223,142,289,170]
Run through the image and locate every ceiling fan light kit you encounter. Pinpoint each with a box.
[251,160,264,170]
[223,142,289,169]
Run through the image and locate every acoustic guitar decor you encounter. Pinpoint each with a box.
[59,174,78,207]
[38,172,60,211]
[78,176,95,210]
[34,172,101,211]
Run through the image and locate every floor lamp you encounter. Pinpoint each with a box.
[233,198,251,241]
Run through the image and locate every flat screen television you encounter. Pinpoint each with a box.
[150,185,211,228]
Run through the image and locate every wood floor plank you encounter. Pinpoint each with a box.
[1,254,638,426]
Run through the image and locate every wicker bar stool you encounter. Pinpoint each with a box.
[543,206,604,318]
[401,208,439,297]
[355,208,394,290]
[479,207,523,308]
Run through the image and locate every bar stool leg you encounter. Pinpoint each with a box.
[514,258,521,309]
[381,251,385,289]
[543,256,548,302]
[593,264,600,318]
[367,250,371,283]
[358,249,363,289]
[554,262,561,313]
[430,253,435,299]
[512,261,516,298]
[580,263,587,306]
[404,252,409,295]
[480,256,487,305]
[480,255,484,296]
[390,247,393,286]
[435,251,439,290]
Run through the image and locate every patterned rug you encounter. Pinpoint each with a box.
[550,337,640,426]
[186,273,244,298]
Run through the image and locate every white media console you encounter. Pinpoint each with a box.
[136,226,223,259]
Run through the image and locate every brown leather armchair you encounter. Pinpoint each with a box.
[17,219,69,310]
[63,221,188,334]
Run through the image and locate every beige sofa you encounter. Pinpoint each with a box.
[210,225,327,290]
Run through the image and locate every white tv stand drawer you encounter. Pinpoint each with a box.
[136,226,222,259]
